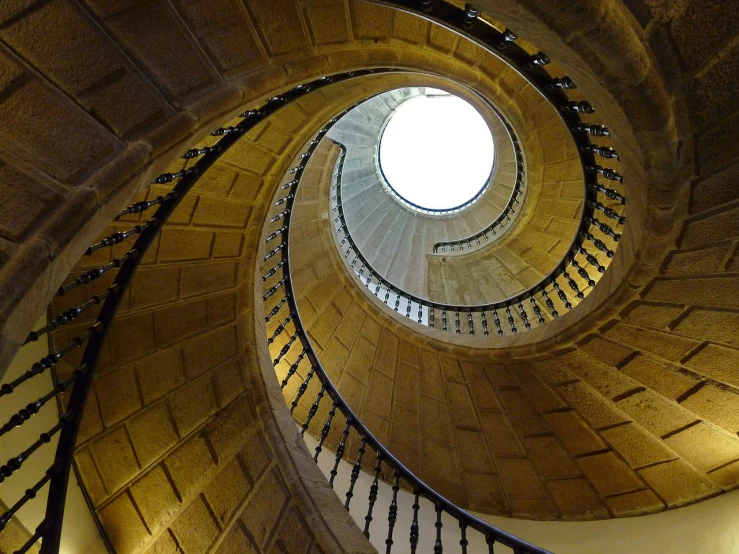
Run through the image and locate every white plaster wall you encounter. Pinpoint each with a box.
[303,431,739,554]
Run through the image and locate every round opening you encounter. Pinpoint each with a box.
[379,90,495,212]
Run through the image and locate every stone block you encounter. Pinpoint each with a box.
[336,371,365,411]
[165,433,216,500]
[604,489,665,517]
[681,206,739,249]
[213,232,244,258]
[419,349,445,399]
[309,304,342,350]
[460,361,502,412]
[130,266,181,310]
[213,359,245,408]
[616,390,696,437]
[397,339,418,366]
[646,276,739,309]
[508,497,560,520]
[171,495,220,553]
[461,473,507,514]
[0,162,61,243]
[215,524,258,554]
[479,412,525,457]
[558,381,629,429]
[344,336,375,384]
[74,448,107,506]
[526,436,581,480]
[181,324,238,379]
[674,308,739,346]
[130,464,180,532]
[639,459,718,507]
[547,478,609,519]
[96,365,142,426]
[334,303,366,350]
[683,344,739,386]
[497,458,548,498]
[319,336,350,383]
[144,531,179,554]
[664,244,729,276]
[192,197,251,228]
[204,457,251,525]
[391,404,421,450]
[498,389,550,437]
[206,394,256,462]
[620,355,701,400]
[622,301,683,330]
[91,426,140,494]
[155,299,208,346]
[181,260,238,299]
[240,433,272,484]
[545,411,606,457]
[664,422,739,472]
[681,383,739,434]
[305,3,351,46]
[393,10,426,43]
[128,402,178,468]
[240,468,290,549]
[691,161,739,214]
[158,228,214,262]
[364,370,393,420]
[453,429,494,474]
[601,423,676,469]
[446,381,480,430]
[579,336,634,367]
[577,451,645,497]
[274,507,312,554]
[440,357,463,380]
[170,375,218,436]
[604,322,699,362]
[670,0,738,72]
[99,493,151,554]
[421,438,462,486]
[110,311,157,366]
[136,347,186,405]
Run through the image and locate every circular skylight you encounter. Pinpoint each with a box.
[379,90,495,212]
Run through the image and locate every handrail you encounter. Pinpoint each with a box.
[263,122,552,554]
[0,68,403,554]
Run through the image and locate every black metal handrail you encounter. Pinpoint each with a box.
[325,0,626,337]
[0,68,402,554]
[262,125,552,554]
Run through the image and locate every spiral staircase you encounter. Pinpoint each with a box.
[0,1,737,553]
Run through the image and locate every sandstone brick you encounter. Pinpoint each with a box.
[0,162,61,243]
[344,336,375,384]
[623,302,684,329]
[213,232,244,258]
[240,433,271,483]
[497,458,548,498]
[364,370,393,419]
[601,423,676,469]
[708,459,739,488]
[620,355,701,400]
[240,468,290,548]
[453,429,494,474]
[440,357,463,380]
[99,493,151,554]
[74,448,107,505]
[155,299,208,346]
[421,438,462,486]
[206,395,255,462]
[558,351,639,399]
[508,497,560,520]
[639,459,718,507]
[334,304,366,350]
[461,473,507,514]
[158,229,213,262]
[461,361,503,412]
[479,412,525,457]
[213,359,245,407]
[91,426,140,493]
[130,465,180,532]
[96,365,142,426]
[137,347,186,405]
[110,311,157,366]
[391,404,421,450]
[215,524,258,554]
[170,375,218,436]
[128,402,178,468]
[320,336,350,383]
[683,344,739,386]
[681,383,739,433]
[664,422,739,472]
[192,197,251,228]
[691,161,739,214]
[579,336,634,367]
[205,457,251,525]
[681,206,739,249]
[674,308,739,347]
[336,372,365,411]
[309,304,342,350]
[130,266,180,310]
[397,339,418,366]
[350,2,392,38]
[446,381,480,430]
[547,478,609,519]
[419,349,445,399]
[664,244,729,276]
[604,322,699,362]
[360,315,381,344]
[546,411,606,457]
[604,489,665,516]
[274,507,312,554]
[617,390,696,437]
[577,451,645,496]
[647,275,739,309]
[166,434,216,500]
[372,328,398,378]
[144,531,179,554]
[498,389,550,437]
[181,261,238,299]
[394,362,419,411]
[526,436,581,480]
[171,495,220,553]
[558,381,629,429]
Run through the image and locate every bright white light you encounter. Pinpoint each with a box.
[379,92,495,211]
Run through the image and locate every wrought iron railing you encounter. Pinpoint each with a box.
[0,68,403,554]
[327,0,626,337]
[262,126,551,554]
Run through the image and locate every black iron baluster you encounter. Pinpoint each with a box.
[57,250,137,295]
[460,520,469,554]
[265,294,290,322]
[273,330,299,365]
[116,193,172,219]
[405,300,412,318]
[429,307,435,328]
[589,217,622,241]
[280,351,305,389]
[481,310,489,336]
[263,277,287,300]
[572,259,595,287]
[345,436,367,509]
[586,233,615,258]
[588,164,623,183]
[517,301,531,330]
[541,289,558,318]
[314,402,337,461]
[434,503,444,553]
[409,488,420,553]
[455,310,461,334]
[468,310,474,335]
[592,183,626,204]
[584,144,618,159]
[384,289,390,304]
[85,222,153,255]
[562,100,594,114]
[529,296,545,324]
[262,259,286,281]
[417,304,423,324]
[271,209,289,222]
[2,327,96,398]
[493,308,503,336]
[290,364,315,414]
[364,451,383,538]
[329,418,352,488]
[442,309,448,332]
[267,314,292,345]
[0,464,58,531]
[506,306,517,334]
[553,281,572,310]
[563,271,584,299]
[580,247,606,273]
[0,414,70,484]
[591,201,626,224]
[263,242,284,260]
[573,123,610,136]
[385,470,400,554]
[487,536,497,554]
[394,294,401,312]
[301,385,325,436]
